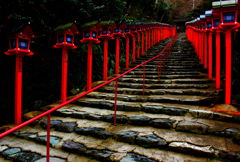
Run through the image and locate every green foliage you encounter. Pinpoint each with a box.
[54,23,74,31]
[81,21,99,28]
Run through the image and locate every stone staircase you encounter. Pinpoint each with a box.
[0,34,240,162]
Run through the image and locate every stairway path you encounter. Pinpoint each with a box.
[0,34,239,162]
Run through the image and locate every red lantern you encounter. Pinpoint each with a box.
[53,23,79,103]
[97,21,114,81]
[53,23,79,49]
[4,24,35,124]
[5,25,34,56]
[80,22,101,90]
[80,22,100,44]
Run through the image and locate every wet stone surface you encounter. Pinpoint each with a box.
[143,105,189,116]
[150,118,176,129]
[176,121,209,134]
[102,115,128,124]
[36,136,62,146]
[2,147,43,162]
[62,140,115,161]
[75,127,112,139]
[115,131,139,144]
[35,157,66,162]
[120,153,157,162]
[62,140,87,154]
[135,134,167,148]
[55,122,77,133]
[128,116,151,125]
[40,120,62,129]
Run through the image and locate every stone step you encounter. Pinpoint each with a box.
[98,86,219,96]
[8,126,224,162]
[117,78,213,84]
[129,71,200,75]
[110,82,211,89]
[122,74,205,79]
[74,98,232,119]
[50,105,240,137]
[0,136,94,162]
[85,91,215,106]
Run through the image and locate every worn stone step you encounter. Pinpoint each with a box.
[122,74,205,79]
[10,114,240,161]
[111,82,211,89]
[118,78,213,84]
[8,126,224,162]
[50,105,240,138]
[86,91,215,106]
[128,71,200,76]
[73,98,240,122]
[98,86,219,96]
[0,136,95,162]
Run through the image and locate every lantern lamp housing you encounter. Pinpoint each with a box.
[213,0,238,28]
[97,22,114,40]
[5,25,34,56]
[53,23,79,49]
[80,22,100,44]
[112,22,126,38]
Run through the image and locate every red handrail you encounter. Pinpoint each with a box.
[0,35,177,139]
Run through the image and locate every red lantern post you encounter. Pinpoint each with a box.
[112,23,125,74]
[212,3,222,89]
[98,22,114,80]
[205,10,213,79]
[80,22,101,90]
[4,25,34,124]
[53,23,79,103]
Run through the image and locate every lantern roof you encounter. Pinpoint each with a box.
[200,15,206,19]
[81,21,99,32]
[7,22,34,38]
[212,0,238,8]
[54,23,79,35]
[205,10,213,16]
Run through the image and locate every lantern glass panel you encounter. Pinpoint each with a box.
[214,19,220,27]
[125,29,129,32]
[114,29,119,33]
[92,32,97,38]
[10,39,16,49]
[59,35,64,43]
[66,35,73,43]
[102,30,108,34]
[223,12,235,23]
[207,22,212,28]
[84,32,90,38]
[19,39,28,49]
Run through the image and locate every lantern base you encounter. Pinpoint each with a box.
[98,35,113,40]
[80,38,100,44]
[125,32,134,37]
[112,32,125,38]
[53,42,77,49]
[4,49,34,56]
[219,23,239,30]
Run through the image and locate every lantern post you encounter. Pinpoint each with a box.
[112,22,125,74]
[205,10,213,79]
[98,21,114,81]
[4,24,34,124]
[53,23,79,103]
[80,22,101,90]
[200,15,208,69]
[125,23,135,68]
[141,24,145,55]
[212,2,222,89]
